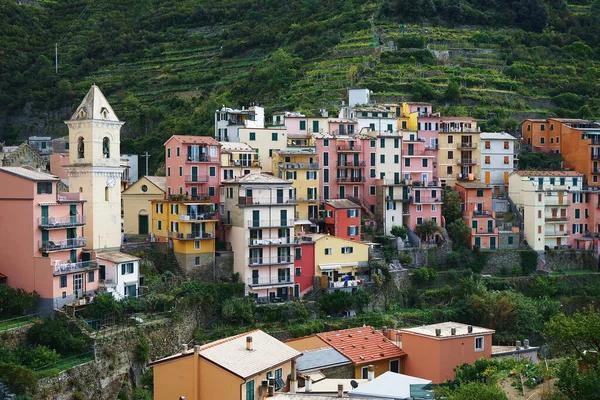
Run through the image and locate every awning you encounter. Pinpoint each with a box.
[295,219,312,225]
[319,262,358,271]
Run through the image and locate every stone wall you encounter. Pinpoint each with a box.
[0,324,32,349]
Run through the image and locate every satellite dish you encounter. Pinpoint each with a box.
[350,380,359,389]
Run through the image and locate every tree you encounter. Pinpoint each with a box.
[447,219,471,250]
[543,307,600,359]
[319,291,353,315]
[444,81,461,103]
[443,189,463,225]
[555,358,600,400]
[414,219,441,243]
[390,225,407,239]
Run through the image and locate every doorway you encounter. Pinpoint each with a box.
[138,211,149,234]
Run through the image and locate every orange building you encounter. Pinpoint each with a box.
[285,326,406,379]
[149,330,301,400]
[401,322,494,383]
[455,182,499,249]
[521,118,561,153]
[556,119,600,187]
[323,199,361,240]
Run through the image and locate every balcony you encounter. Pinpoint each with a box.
[220,217,232,225]
[295,195,320,203]
[53,260,98,276]
[249,237,295,246]
[57,192,83,203]
[457,158,477,165]
[179,211,217,221]
[278,162,319,170]
[249,256,294,266]
[238,196,296,206]
[545,215,568,222]
[456,173,476,181]
[545,230,570,237]
[336,177,365,184]
[336,143,362,152]
[327,280,362,293]
[593,167,600,174]
[544,197,568,206]
[186,155,219,163]
[247,277,293,287]
[184,175,209,183]
[168,232,215,240]
[412,196,441,203]
[248,219,295,228]
[229,160,260,167]
[336,161,366,168]
[457,142,478,150]
[592,153,600,160]
[591,137,600,145]
[39,215,86,228]
[40,238,86,252]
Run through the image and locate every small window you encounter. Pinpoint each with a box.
[447,136,453,144]
[60,276,67,288]
[540,124,545,131]
[448,151,453,160]
[249,132,256,141]
[88,271,95,283]
[508,236,514,245]
[167,148,171,158]
[209,187,216,197]
[485,141,490,149]
[323,139,329,146]
[540,137,545,144]
[370,186,376,195]
[176,147,180,157]
[295,248,302,260]
[179,166,183,176]
[195,241,201,250]
[295,267,301,276]
[272,132,278,141]
[121,262,134,275]
[476,189,484,197]
[325,248,332,255]
[380,154,385,164]
[361,366,369,379]
[504,156,509,164]
[299,121,306,131]
[485,156,490,164]
[157,220,162,231]
[209,166,216,177]
[475,336,484,351]
[141,185,148,193]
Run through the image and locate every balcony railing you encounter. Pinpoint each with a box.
[186,155,219,162]
[238,196,296,205]
[39,215,86,228]
[336,143,362,152]
[591,138,600,145]
[336,177,365,183]
[248,277,293,287]
[456,173,475,181]
[248,219,295,228]
[40,238,86,252]
[591,153,600,160]
[229,160,260,167]
[457,142,478,149]
[336,161,366,167]
[249,256,294,265]
[168,232,215,240]
[545,230,570,236]
[593,167,600,174]
[184,175,209,183]
[457,158,477,165]
[249,237,295,246]
[545,197,568,206]
[412,196,441,203]
[545,215,568,222]
[53,260,98,276]
[57,193,83,203]
[179,212,217,221]
[278,162,320,170]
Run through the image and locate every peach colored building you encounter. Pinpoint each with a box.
[401,322,494,383]
[150,329,301,400]
[0,167,97,313]
[456,182,499,249]
[323,199,361,240]
[49,153,70,180]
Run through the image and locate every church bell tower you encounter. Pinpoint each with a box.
[65,85,124,251]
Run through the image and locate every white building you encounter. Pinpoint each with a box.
[96,252,142,298]
[222,173,296,301]
[214,105,265,142]
[480,132,517,196]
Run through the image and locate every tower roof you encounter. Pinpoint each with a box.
[70,85,120,122]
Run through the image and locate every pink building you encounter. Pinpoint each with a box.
[49,153,70,180]
[313,133,377,213]
[164,135,222,202]
[456,182,499,249]
[323,199,361,240]
[294,236,315,297]
[0,167,97,313]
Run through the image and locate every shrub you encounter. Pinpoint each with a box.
[0,286,39,318]
[319,291,353,315]
[0,363,38,394]
[412,267,439,286]
[221,297,256,325]
[390,225,407,239]
[15,345,60,369]
[26,317,90,356]
[85,292,123,319]
[520,250,538,275]
[136,334,150,364]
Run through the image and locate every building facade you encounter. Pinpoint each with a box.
[480,132,517,196]
[122,176,165,235]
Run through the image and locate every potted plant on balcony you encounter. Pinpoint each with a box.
[391,225,407,250]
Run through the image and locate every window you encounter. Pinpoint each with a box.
[324,169,329,183]
[447,136,453,144]
[394,154,399,164]
[176,147,180,157]
[370,169,376,178]
[209,187,215,197]
[88,271,95,283]
[275,368,285,391]
[299,121,306,131]
[272,132,278,141]
[37,182,53,194]
[348,209,359,217]
[550,137,554,143]
[209,166,216,176]
[540,137,545,144]
[540,124,545,131]
[390,359,400,373]
[249,132,256,141]
[475,336,484,351]
[347,226,358,236]
[157,220,162,231]
[194,241,201,250]
[306,171,317,180]
[370,186,376,195]
[504,156,509,164]
[370,140,376,148]
[325,248,332,255]
[342,246,353,254]
[447,166,453,174]
[448,151,453,160]
[60,276,67,288]
[246,380,255,400]
[422,159,428,168]
[323,139,329,146]
[361,366,369,379]
[404,158,410,167]
[573,178,579,186]
[380,138,385,148]
[394,138,399,148]
[105,186,110,201]
[295,248,302,260]
[295,267,301,276]
[170,204,179,214]
[476,189,484,197]
[485,156,490,164]
[537,210,542,218]
[194,256,201,266]
[380,154,385,164]
[575,209,580,219]
[324,153,329,166]
[508,236,514,245]
[156,203,163,214]
[370,153,376,166]
[556,137,560,143]
[416,205,422,212]
[179,166,183,176]
[431,204,436,211]
[167,167,171,177]
[121,262,134,275]
[167,148,171,158]
[504,141,510,149]
[485,141,490,149]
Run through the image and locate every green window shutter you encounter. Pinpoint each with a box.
[299,121,306,130]
[272,132,277,141]
[249,132,256,140]
[323,169,329,183]
[37,183,42,194]
[209,187,215,196]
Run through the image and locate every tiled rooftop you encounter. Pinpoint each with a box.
[144,176,166,191]
[513,170,584,177]
[325,199,360,209]
[168,135,221,146]
[96,251,141,263]
[455,181,490,189]
[0,167,59,181]
[222,172,291,185]
[317,327,405,365]
[296,347,351,373]
[480,132,517,140]
[220,142,255,152]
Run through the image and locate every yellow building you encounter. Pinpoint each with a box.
[272,138,319,224]
[313,234,370,289]
[149,329,301,400]
[238,127,288,173]
[220,142,262,180]
[437,117,481,187]
[122,176,165,235]
[151,197,216,272]
[397,103,419,131]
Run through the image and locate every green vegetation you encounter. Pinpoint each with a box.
[0,286,39,319]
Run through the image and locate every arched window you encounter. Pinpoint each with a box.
[103,137,110,158]
[77,137,84,159]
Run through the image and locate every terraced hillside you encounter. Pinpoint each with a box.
[1,0,599,172]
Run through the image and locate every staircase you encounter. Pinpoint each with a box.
[347,196,375,219]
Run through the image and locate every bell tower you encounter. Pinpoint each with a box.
[65,85,124,251]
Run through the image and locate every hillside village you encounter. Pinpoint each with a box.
[0,85,599,399]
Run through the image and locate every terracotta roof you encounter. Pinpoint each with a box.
[0,167,59,181]
[455,181,491,189]
[220,142,255,152]
[144,176,166,191]
[513,170,584,177]
[168,135,221,146]
[325,199,360,209]
[317,327,405,365]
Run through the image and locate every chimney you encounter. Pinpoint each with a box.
[451,328,456,335]
[524,339,530,349]
[246,336,253,351]
[194,345,201,354]
[290,359,298,393]
[435,329,442,336]
[368,365,375,381]
[180,344,188,354]
[260,380,268,400]
[516,340,522,350]
[468,325,473,333]
[305,375,312,392]
[337,384,344,398]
